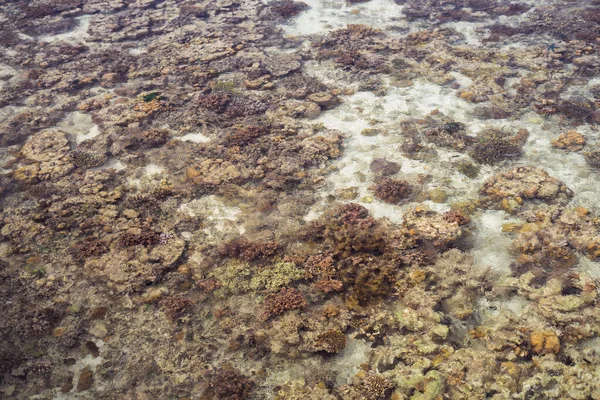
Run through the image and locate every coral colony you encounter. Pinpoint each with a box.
[1,0,600,399]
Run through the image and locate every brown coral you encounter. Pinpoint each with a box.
[270,1,308,18]
[469,129,526,165]
[261,288,307,321]
[369,158,401,177]
[224,125,267,146]
[313,278,344,293]
[304,253,335,279]
[118,231,160,247]
[443,210,470,226]
[218,238,280,261]
[160,296,192,320]
[198,92,231,112]
[314,329,347,353]
[70,150,107,168]
[338,372,395,400]
[209,363,254,400]
[303,203,388,258]
[370,177,412,204]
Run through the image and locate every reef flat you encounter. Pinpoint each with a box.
[0,0,599,399]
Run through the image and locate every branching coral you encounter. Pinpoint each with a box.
[118,231,160,247]
[313,329,347,353]
[198,92,231,112]
[72,237,108,261]
[337,372,395,400]
[303,203,388,258]
[218,238,280,261]
[209,363,254,400]
[160,296,192,320]
[249,261,304,292]
[269,1,309,18]
[370,177,412,204]
[261,288,307,321]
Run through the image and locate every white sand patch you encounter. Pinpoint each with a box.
[0,64,18,92]
[470,210,519,274]
[440,20,487,46]
[303,77,484,223]
[179,195,245,236]
[52,352,105,399]
[0,105,24,124]
[449,71,473,89]
[268,0,406,37]
[177,132,211,143]
[144,164,164,175]
[40,15,92,43]
[128,46,147,56]
[58,112,99,144]
[330,339,371,385]
[76,124,100,144]
[97,158,126,171]
[518,115,600,212]
[577,257,600,280]
[477,296,531,321]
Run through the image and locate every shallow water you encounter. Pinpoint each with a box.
[1,0,599,399]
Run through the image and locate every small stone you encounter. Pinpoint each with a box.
[431,324,449,339]
[244,79,263,90]
[501,197,521,214]
[370,158,400,176]
[428,188,448,203]
[290,87,309,99]
[307,92,338,108]
[140,287,168,304]
[77,368,94,392]
[60,381,73,393]
[530,331,560,354]
[335,187,359,200]
[122,209,139,219]
[304,102,321,119]
[361,128,380,137]
[89,322,108,338]
[178,264,192,276]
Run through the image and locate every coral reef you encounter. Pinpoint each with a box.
[269,1,309,19]
[479,167,573,213]
[470,129,527,165]
[312,329,347,353]
[303,203,388,258]
[209,363,254,400]
[261,288,307,321]
[370,177,412,204]
[1,0,600,398]
[551,130,586,152]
